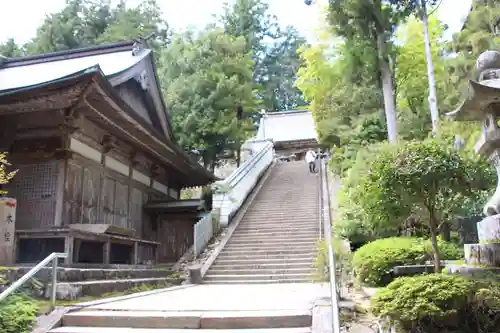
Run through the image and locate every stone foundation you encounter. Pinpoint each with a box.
[1,266,174,284]
[464,243,500,266]
[463,214,500,267]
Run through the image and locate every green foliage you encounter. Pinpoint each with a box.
[353,237,464,287]
[17,0,169,56]
[0,294,39,333]
[158,29,257,169]
[334,142,399,242]
[423,237,464,260]
[0,38,22,57]
[395,15,450,140]
[372,274,473,327]
[352,237,425,286]
[354,139,493,269]
[372,274,500,332]
[220,0,307,112]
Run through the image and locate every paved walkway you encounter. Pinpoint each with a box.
[84,283,331,312]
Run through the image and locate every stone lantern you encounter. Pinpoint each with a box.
[446,50,500,269]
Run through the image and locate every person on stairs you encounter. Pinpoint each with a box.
[305,149,317,174]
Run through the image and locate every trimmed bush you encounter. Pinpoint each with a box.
[352,237,425,286]
[0,294,39,333]
[371,274,500,333]
[352,237,464,287]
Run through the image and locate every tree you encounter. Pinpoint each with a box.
[259,26,308,111]
[296,28,386,170]
[158,29,257,170]
[96,0,170,50]
[0,39,22,57]
[395,15,448,140]
[417,0,441,133]
[357,139,492,272]
[327,0,403,142]
[23,0,169,55]
[0,153,17,195]
[220,0,307,112]
[327,0,440,143]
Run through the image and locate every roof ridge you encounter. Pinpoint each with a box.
[264,110,310,117]
[2,40,136,68]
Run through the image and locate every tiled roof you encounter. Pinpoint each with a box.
[0,41,149,91]
[256,110,318,143]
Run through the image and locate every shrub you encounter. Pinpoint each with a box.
[0,294,39,333]
[371,274,500,333]
[423,237,464,260]
[352,237,425,286]
[353,237,464,287]
[355,139,493,272]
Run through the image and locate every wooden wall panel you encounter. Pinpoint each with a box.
[157,216,195,263]
[64,162,83,225]
[81,167,100,224]
[101,176,115,225]
[114,180,128,228]
[130,187,143,235]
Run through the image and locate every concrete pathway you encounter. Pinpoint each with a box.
[84,283,331,312]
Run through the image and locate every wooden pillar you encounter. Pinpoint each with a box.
[64,236,74,266]
[103,240,111,265]
[133,242,139,265]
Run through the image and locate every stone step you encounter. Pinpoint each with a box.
[238,224,319,230]
[237,225,319,231]
[50,327,312,333]
[231,232,319,239]
[217,248,316,257]
[60,309,312,329]
[223,242,316,251]
[224,238,317,246]
[241,216,318,221]
[214,255,316,263]
[202,279,313,285]
[249,204,318,209]
[48,277,181,300]
[244,213,318,218]
[228,236,319,243]
[232,231,318,238]
[210,262,314,270]
[231,230,319,237]
[2,267,173,283]
[203,274,313,283]
[213,257,315,266]
[207,267,315,276]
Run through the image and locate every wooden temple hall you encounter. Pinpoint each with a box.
[0,41,217,266]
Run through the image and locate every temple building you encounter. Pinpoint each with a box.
[0,41,217,266]
[255,110,319,160]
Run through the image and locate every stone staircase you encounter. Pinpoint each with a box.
[204,161,320,284]
[45,161,325,333]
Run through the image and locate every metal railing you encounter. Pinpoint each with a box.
[193,208,220,258]
[318,158,341,333]
[0,252,67,309]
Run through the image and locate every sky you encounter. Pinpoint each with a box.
[0,0,472,45]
